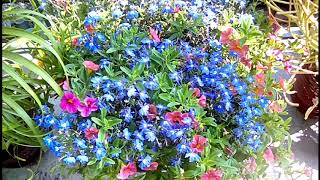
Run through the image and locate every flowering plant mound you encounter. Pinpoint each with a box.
[34,1,301,179]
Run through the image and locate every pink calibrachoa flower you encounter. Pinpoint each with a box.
[266,49,284,61]
[284,61,293,73]
[72,38,79,46]
[190,135,208,153]
[143,162,158,171]
[85,24,95,34]
[78,97,98,117]
[198,95,207,108]
[255,73,265,86]
[228,40,249,59]
[220,27,234,44]
[60,92,81,113]
[62,80,70,91]
[149,27,161,43]
[201,169,223,180]
[165,111,189,125]
[192,88,201,97]
[85,127,99,140]
[256,63,268,71]
[147,104,158,120]
[263,147,275,165]
[244,157,257,173]
[83,61,99,72]
[269,101,283,113]
[117,162,137,180]
[279,77,286,91]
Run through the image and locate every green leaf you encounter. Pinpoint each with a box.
[132,63,145,78]
[106,118,122,129]
[2,93,44,148]
[2,51,63,96]
[120,66,132,77]
[201,117,217,127]
[2,28,67,84]
[91,117,103,126]
[2,63,42,109]
[106,48,118,54]
[104,158,115,165]
[98,129,106,143]
[87,159,97,166]
[159,93,171,102]
[167,102,180,108]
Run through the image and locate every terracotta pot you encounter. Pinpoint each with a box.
[2,145,41,168]
[291,65,319,119]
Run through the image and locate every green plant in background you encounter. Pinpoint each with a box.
[263,0,319,119]
[2,8,66,151]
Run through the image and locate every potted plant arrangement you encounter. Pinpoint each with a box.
[26,0,313,179]
[263,0,319,120]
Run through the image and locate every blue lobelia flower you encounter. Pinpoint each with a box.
[170,157,182,166]
[123,128,132,140]
[78,119,92,132]
[139,104,149,117]
[120,107,134,123]
[58,118,72,131]
[169,71,183,84]
[96,32,106,42]
[233,128,243,139]
[139,91,149,102]
[127,86,137,97]
[127,10,139,20]
[176,143,191,154]
[162,6,173,14]
[95,147,107,160]
[139,155,152,170]
[77,155,89,164]
[63,156,76,166]
[144,130,156,142]
[74,138,87,149]
[185,152,200,162]
[133,139,144,151]
[112,9,123,19]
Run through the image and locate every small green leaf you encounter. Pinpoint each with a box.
[98,129,106,143]
[104,158,115,165]
[159,93,171,101]
[87,159,97,166]
[167,102,180,108]
[91,117,103,126]
[106,48,118,54]
[120,66,132,77]
[201,117,217,127]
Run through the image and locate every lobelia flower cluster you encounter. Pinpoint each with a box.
[34,1,294,179]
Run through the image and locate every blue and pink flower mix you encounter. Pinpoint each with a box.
[34,1,275,179]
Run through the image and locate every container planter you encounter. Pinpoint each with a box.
[291,64,319,119]
[2,145,41,168]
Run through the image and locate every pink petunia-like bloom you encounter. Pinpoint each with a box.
[269,101,283,113]
[143,162,158,171]
[198,95,207,108]
[60,92,80,113]
[244,157,257,173]
[147,104,158,120]
[201,169,223,180]
[62,80,70,91]
[266,49,284,61]
[78,97,98,117]
[220,27,234,44]
[85,127,99,140]
[255,73,265,86]
[149,27,161,42]
[83,61,99,72]
[117,162,137,180]
[263,147,275,165]
[165,111,189,125]
[192,88,201,97]
[229,40,249,59]
[190,135,208,153]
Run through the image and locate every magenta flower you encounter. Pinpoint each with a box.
[149,27,160,42]
[62,80,70,91]
[83,61,99,72]
[198,95,207,108]
[117,162,137,180]
[201,169,223,180]
[143,162,158,171]
[263,147,275,165]
[190,135,208,153]
[60,92,80,113]
[78,97,98,117]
